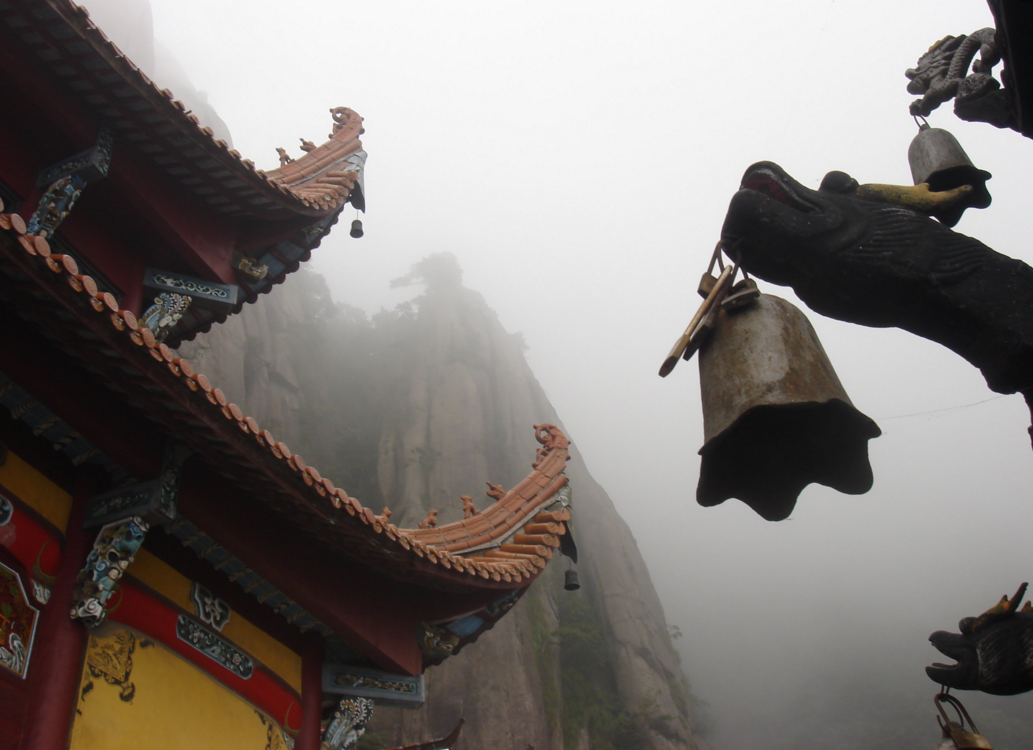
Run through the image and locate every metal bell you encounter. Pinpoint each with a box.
[350,218,364,238]
[908,123,991,227]
[697,294,881,521]
[564,569,581,591]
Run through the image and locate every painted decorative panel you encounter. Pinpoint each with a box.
[70,624,290,750]
[0,561,39,679]
[323,663,424,708]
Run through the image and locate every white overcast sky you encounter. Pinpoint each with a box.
[89,0,1033,744]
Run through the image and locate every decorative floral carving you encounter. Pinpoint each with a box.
[71,517,149,628]
[140,293,192,342]
[321,697,374,750]
[26,175,85,238]
[331,671,417,694]
[176,615,253,679]
[150,273,230,299]
[191,582,231,632]
[27,125,113,238]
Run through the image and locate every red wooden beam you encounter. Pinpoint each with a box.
[179,466,424,675]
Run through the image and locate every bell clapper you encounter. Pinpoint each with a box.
[659,243,738,377]
[660,242,765,377]
[934,693,993,749]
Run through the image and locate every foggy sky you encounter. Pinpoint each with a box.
[97,0,1033,745]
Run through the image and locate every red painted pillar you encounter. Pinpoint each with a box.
[296,633,324,750]
[20,470,99,750]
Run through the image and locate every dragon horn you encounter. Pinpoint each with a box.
[1007,582,1029,613]
[965,585,1028,633]
[855,182,973,213]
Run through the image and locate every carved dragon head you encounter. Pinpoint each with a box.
[927,583,1033,695]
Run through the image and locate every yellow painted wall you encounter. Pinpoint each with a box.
[0,450,72,532]
[128,549,302,692]
[70,623,291,750]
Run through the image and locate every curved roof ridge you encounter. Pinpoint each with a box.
[20,0,363,219]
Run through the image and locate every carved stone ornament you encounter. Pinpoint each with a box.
[190,582,231,631]
[905,29,1017,130]
[321,697,374,750]
[140,292,192,342]
[70,517,149,628]
[175,615,253,679]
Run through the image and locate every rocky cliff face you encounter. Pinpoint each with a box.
[177,259,701,750]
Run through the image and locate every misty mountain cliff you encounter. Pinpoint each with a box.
[176,255,702,750]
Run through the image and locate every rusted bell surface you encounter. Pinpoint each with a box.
[908,124,991,227]
[697,294,881,521]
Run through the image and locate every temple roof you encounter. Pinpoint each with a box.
[0,0,364,221]
[0,213,572,591]
[0,0,369,344]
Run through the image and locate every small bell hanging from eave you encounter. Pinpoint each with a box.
[908,121,992,227]
[349,218,364,238]
[696,294,881,521]
[564,568,581,591]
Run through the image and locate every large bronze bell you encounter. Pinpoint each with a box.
[908,122,991,227]
[697,294,881,521]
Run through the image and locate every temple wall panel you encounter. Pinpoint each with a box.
[69,622,292,750]
[0,450,73,535]
[128,549,303,693]
[0,553,40,749]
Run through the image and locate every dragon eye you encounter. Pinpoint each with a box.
[819,171,859,194]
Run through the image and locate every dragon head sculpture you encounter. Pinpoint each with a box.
[720,162,1033,397]
[927,583,1033,695]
